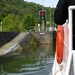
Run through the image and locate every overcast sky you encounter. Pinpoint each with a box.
[24,0,58,7]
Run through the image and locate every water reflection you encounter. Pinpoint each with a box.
[0,44,55,75]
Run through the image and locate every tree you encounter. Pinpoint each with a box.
[2,14,20,32]
[23,14,35,31]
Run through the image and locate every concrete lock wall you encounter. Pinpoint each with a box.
[0,32,56,56]
[0,32,55,47]
[31,31,55,44]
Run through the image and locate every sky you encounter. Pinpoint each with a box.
[24,0,59,7]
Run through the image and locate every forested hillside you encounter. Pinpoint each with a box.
[0,0,55,32]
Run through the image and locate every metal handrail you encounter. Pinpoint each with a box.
[66,6,75,75]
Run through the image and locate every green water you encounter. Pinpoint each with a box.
[0,44,55,75]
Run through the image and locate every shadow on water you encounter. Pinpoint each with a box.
[0,44,55,75]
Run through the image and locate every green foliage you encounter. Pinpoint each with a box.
[0,0,55,32]
[23,14,35,31]
[0,12,3,21]
[3,14,20,32]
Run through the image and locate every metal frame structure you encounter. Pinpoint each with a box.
[65,6,75,75]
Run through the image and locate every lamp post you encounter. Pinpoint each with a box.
[49,5,55,31]
[50,6,51,27]
[50,5,53,27]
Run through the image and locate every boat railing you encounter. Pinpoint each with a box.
[65,6,75,75]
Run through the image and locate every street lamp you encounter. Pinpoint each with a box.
[50,5,53,27]
[49,5,55,31]
[50,6,51,27]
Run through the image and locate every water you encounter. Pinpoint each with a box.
[0,44,55,75]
